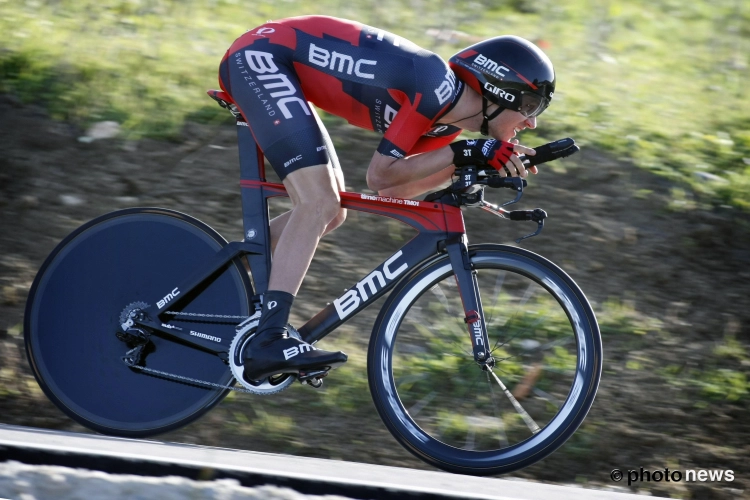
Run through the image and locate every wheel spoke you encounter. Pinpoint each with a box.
[408,390,437,417]
[489,369,541,435]
[486,372,510,447]
[532,387,562,409]
[429,283,454,316]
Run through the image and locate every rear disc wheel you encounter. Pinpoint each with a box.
[24,208,253,437]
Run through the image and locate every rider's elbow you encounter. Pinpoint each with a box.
[366,168,390,192]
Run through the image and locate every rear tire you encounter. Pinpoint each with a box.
[24,208,253,437]
[368,245,602,475]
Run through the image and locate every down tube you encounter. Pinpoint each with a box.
[298,234,446,344]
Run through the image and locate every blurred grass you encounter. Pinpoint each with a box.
[0,0,748,208]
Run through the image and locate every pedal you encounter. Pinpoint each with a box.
[298,368,330,388]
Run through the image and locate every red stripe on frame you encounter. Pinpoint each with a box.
[239,182,465,234]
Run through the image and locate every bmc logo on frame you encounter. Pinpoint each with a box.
[157,287,180,309]
[334,251,408,319]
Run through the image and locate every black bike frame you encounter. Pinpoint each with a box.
[135,118,493,362]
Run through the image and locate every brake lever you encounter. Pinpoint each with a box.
[508,209,547,243]
[486,176,526,206]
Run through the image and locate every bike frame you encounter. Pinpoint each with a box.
[135,120,493,363]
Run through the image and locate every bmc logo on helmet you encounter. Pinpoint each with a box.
[484,82,516,103]
[473,54,509,77]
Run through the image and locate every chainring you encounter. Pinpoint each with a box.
[227,313,298,395]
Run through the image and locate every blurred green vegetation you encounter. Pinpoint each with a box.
[1,0,748,206]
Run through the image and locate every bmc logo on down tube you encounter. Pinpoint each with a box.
[334,251,408,319]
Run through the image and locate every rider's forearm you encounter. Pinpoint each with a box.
[367,146,454,193]
[377,165,454,199]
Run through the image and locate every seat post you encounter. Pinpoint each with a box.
[236,119,272,296]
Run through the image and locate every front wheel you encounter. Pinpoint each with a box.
[368,245,602,475]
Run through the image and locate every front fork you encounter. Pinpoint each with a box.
[444,236,493,367]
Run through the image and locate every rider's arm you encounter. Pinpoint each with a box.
[366,146,455,199]
[368,139,536,199]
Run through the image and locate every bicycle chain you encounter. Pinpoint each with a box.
[124,309,256,392]
[163,311,247,320]
[127,363,260,393]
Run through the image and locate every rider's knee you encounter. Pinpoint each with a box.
[327,208,347,232]
[296,196,341,227]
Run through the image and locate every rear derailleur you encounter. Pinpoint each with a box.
[116,301,153,367]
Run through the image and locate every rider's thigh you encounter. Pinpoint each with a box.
[221,29,329,182]
[283,164,342,226]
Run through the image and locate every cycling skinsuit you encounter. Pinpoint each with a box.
[219,15,463,180]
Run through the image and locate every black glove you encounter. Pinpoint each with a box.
[450,139,516,172]
[522,138,579,166]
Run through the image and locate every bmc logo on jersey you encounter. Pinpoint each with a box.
[434,69,456,105]
[484,82,516,103]
[333,250,408,319]
[473,54,510,78]
[244,50,311,119]
[308,43,377,79]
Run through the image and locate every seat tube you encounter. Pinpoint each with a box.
[236,121,272,295]
[445,236,491,363]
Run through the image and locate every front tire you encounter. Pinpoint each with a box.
[368,245,602,475]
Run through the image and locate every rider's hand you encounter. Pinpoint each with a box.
[450,139,536,177]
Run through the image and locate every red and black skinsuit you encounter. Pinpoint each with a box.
[219,15,464,179]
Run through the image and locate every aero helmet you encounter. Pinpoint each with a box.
[449,36,555,134]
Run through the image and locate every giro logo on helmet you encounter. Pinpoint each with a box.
[484,82,516,102]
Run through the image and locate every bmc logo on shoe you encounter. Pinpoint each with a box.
[283,343,316,360]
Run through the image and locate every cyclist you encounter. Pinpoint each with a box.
[218,15,555,381]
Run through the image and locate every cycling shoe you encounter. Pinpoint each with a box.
[243,336,347,381]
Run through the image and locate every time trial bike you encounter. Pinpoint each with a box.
[23,90,602,476]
